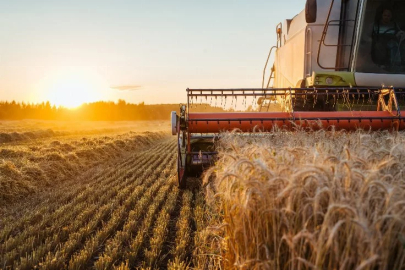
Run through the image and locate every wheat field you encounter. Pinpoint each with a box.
[198,129,405,269]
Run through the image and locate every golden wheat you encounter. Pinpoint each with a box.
[199,129,405,269]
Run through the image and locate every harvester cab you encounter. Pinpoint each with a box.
[262,0,405,111]
[172,0,405,188]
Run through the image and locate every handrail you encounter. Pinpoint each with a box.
[262,46,277,89]
[322,20,355,46]
[261,22,282,89]
[305,27,312,77]
[317,0,361,70]
[317,0,336,70]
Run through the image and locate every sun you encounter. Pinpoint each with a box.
[42,68,108,108]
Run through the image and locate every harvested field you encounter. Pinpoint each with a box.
[197,129,405,269]
[0,120,168,144]
[0,121,168,202]
[0,121,202,269]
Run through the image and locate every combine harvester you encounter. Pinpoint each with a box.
[172,0,405,187]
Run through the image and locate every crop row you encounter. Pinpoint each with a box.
[167,190,193,270]
[143,186,179,268]
[0,137,173,239]
[1,140,173,254]
[0,130,167,202]
[1,138,177,269]
[94,173,169,269]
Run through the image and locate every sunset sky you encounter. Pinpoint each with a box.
[1,0,304,108]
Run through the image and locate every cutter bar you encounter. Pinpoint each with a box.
[188,111,405,132]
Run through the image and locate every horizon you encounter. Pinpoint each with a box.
[1,0,305,108]
[0,99,184,109]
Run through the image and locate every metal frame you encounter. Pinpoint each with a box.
[186,87,400,98]
[185,87,403,125]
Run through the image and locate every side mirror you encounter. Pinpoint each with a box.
[305,0,317,23]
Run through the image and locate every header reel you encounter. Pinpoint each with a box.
[171,87,405,187]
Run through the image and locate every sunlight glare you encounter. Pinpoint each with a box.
[43,68,108,108]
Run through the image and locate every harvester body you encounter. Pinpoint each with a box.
[172,0,405,187]
[272,0,405,90]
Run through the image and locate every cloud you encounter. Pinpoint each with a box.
[110,85,142,91]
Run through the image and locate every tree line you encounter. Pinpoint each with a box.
[0,100,225,121]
